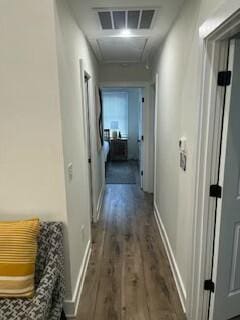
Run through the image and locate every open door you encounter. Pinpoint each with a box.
[210,39,240,320]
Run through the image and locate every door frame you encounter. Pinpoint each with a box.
[79,60,95,223]
[189,5,240,320]
[139,88,144,189]
[149,79,157,196]
[153,73,159,200]
[100,81,154,193]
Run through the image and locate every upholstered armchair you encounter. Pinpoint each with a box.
[0,222,65,320]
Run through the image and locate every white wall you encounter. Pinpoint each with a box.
[152,0,226,311]
[0,0,66,221]
[100,63,152,82]
[53,0,104,307]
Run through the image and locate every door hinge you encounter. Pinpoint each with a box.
[88,158,91,164]
[142,97,145,103]
[141,170,143,176]
[61,310,67,320]
[204,279,215,293]
[210,184,222,199]
[218,71,232,86]
[141,135,144,141]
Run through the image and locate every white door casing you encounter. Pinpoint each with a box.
[210,39,240,320]
[84,75,94,222]
[190,5,240,320]
[80,59,94,223]
[139,90,144,189]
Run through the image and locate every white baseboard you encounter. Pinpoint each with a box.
[154,202,187,313]
[64,240,92,318]
[95,183,105,223]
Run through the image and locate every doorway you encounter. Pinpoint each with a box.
[83,71,94,222]
[102,87,143,186]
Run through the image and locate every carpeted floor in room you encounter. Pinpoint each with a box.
[105,160,139,184]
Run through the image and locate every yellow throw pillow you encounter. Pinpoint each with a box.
[0,218,39,298]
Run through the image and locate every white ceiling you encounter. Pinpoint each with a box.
[67,0,185,64]
[97,37,147,62]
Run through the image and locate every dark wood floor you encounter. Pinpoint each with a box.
[76,184,185,320]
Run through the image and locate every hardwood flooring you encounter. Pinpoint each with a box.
[76,184,185,320]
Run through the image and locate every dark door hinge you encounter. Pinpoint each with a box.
[88,158,91,164]
[142,97,145,103]
[204,279,215,293]
[218,71,232,86]
[60,309,67,320]
[141,135,144,141]
[141,170,143,176]
[210,184,222,199]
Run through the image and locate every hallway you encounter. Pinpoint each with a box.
[77,185,185,320]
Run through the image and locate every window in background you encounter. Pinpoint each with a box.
[103,91,128,137]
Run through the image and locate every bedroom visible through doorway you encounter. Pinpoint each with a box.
[102,87,143,185]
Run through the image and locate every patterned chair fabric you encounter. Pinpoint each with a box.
[0,222,65,320]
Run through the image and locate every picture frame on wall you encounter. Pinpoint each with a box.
[95,86,104,151]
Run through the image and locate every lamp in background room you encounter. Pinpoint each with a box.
[111,121,119,140]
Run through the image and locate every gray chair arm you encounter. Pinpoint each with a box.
[27,259,61,320]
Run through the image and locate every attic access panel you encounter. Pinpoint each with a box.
[97,37,147,62]
[97,9,157,30]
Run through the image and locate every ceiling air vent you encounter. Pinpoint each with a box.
[113,11,125,29]
[98,11,112,30]
[140,10,155,29]
[127,11,140,29]
[97,9,157,30]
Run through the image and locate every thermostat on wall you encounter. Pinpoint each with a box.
[179,137,187,153]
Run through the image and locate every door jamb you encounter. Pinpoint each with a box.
[189,6,240,320]
[84,72,94,223]
[153,73,159,202]
[79,60,95,225]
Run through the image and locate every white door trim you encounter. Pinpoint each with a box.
[190,4,240,320]
[79,60,95,225]
[153,73,159,199]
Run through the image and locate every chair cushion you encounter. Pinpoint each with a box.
[0,218,39,298]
